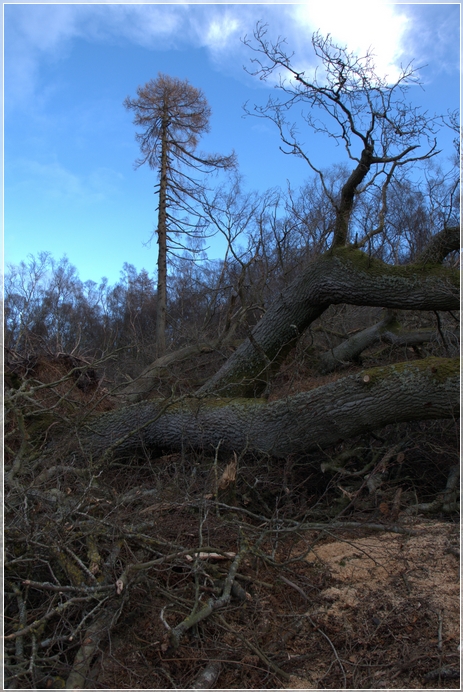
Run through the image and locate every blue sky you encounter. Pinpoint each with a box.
[4,1,460,285]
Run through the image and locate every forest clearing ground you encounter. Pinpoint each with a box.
[93,499,459,689]
[287,520,460,689]
[5,349,460,689]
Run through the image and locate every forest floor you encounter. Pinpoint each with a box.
[286,520,460,689]
[5,348,460,690]
[91,349,461,690]
[92,502,460,690]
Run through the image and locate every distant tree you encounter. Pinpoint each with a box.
[4,252,52,352]
[124,74,236,356]
[4,254,111,356]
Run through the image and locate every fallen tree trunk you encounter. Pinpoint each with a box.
[319,311,439,373]
[117,231,459,403]
[197,246,459,397]
[83,357,459,461]
[118,343,216,403]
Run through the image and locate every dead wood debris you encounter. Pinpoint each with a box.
[4,353,460,689]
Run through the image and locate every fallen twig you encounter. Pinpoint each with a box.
[216,613,290,681]
[307,615,347,689]
[166,545,247,651]
[5,596,94,640]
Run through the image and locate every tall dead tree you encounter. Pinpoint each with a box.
[124,74,235,356]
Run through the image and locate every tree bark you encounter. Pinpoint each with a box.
[319,311,439,373]
[415,225,460,265]
[332,144,374,247]
[197,246,459,397]
[155,110,169,357]
[119,343,216,403]
[83,357,459,461]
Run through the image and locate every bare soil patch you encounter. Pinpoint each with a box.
[287,520,460,689]
[91,513,459,690]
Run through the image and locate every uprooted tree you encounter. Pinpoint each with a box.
[5,28,460,690]
[82,27,460,456]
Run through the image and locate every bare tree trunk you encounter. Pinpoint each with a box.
[332,144,374,247]
[318,310,439,373]
[83,357,458,461]
[197,246,459,397]
[119,343,215,403]
[155,112,169,357]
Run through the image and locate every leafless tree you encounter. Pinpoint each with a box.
[124,74,236,355]
[243,25,440,249]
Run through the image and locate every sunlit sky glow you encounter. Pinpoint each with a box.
[292,3,409,81]
[4,1,460,285]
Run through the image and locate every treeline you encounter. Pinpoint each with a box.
[5,163,458,375]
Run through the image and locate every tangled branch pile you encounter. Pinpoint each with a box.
[4,328,460,689]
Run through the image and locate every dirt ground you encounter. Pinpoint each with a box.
[92,516,459,690]
[5,352,460,689]
[287,520,460,689]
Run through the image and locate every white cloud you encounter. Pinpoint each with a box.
[4,3,457,109]
[4,4,256,108]
[3,6,159,108]
[206,14,241,52]
[7,159,123,203]
[5,5,87,109]
[290,2,409,82]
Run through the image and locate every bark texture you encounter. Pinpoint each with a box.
[198,247,459,397]
[415,225,461,265]
[332,144,374,247]
[84,357,458,461]
[319,311,439,373]
[119,343,215,403]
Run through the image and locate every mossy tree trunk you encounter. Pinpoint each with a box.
[83,357,459,461]
[197,242,459,397]
[82,227,459,461]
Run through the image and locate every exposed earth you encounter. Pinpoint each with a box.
[93,515,459,690]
